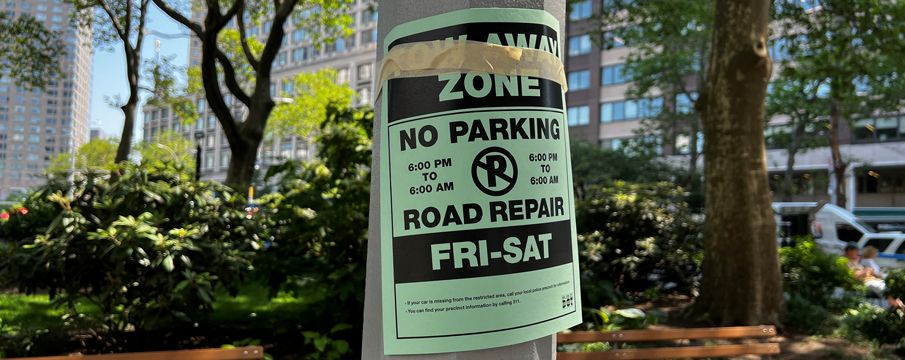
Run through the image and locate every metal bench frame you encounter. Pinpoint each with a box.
[557,325,780,360]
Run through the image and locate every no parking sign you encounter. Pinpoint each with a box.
[377,8,581,354]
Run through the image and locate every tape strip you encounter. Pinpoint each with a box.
[377,40,568,96]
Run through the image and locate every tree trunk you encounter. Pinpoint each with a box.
[115,50,141,163]
[688,116,700,185]
[782,121,806,201]
[829,102,847,207]
[782,146,797,202]
[225,137,259,191]
[691,0,783,326]
[116,101,137,163]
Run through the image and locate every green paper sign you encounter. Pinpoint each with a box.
[379,8,582,355]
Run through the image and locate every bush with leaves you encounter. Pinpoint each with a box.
[841,303,905,346]
[779,239,861,308]
[576,181,702,307]
[255,105,372,358]
[0,163,259,331]
[885,269,905,300]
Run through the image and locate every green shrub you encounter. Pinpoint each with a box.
[576,181,702,306]
[779,239,861,308]
[587,307,660,331]
[885,269,905,299]
[255,105,372,356]
[841,303,905,346]
[784,294,839,334]
[0,163,259,330]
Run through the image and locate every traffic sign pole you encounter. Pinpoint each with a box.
[362,1,567,359]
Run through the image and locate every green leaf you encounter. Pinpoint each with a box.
[196,287,213,304]
[313,337,328,352]
[162,254,175,272]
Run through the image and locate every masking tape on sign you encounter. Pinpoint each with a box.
[377,40,568,96]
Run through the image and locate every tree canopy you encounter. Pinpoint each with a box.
[597,0,712,188]
[772,0,905,205]
[152,0,354,189]
[0,11,65,90]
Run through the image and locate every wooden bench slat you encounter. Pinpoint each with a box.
[558,343,781,360]
[10,346,265,360]
[557,325,777,343]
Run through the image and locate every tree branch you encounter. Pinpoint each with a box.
[135,0,150,52]
[199,35,241,147]
[151,0,203,37]
[215,0,243,30]
[215,48,252,106]
[236,6,260,70]
[257,0,296,66]
[124,0,133,44]
[97,0,128,41]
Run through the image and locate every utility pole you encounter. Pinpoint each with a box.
[362,1,569,359]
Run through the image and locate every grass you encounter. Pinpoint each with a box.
[204,283,316,332]
[0,284,314,335]
[0,293,66,332]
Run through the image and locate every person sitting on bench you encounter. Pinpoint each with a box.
[861,246,886,279]
[844,244,903,309]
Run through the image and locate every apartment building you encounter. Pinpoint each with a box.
[143,0,378,182]
[0,0,92,199]
[565,0,905,208]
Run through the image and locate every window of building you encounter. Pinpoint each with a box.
[569,0,592,21]
[853,116,905,143]
[675,133,704,155]
[876,117,899,141]
[602,31,625,49]
[292,29,307,43]
[292,48,304,62]
[858,168,905,194]
[358,63,372,81]
[568,34,592,56]
[205,153,214,170]
[675,92,697,114]
[357,87,372,106]
[567,70,590,90]
[221,153,230,167]
[602,0,634,10]
[601,64,629,85]
[282,80,294,94]
[361,29,376,46]
[770,37,792,62]
[363,9,378,24]
[601,98,662,122]
[337,68,350,84]
[600,137,627,150]
[567,105,590,126]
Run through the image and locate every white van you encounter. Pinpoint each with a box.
[773,202,905,268]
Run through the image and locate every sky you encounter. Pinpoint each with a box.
[89,5,189,140]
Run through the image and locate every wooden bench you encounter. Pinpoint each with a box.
[10,346,265,360]
[557,325,780,359]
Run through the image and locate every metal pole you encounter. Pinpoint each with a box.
[67,136,76,197]
[361,1,566,359]
[195,143,202,181]
[194,131,205,181]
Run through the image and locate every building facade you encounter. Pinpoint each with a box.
[143,0,378,182]
[0,0,92,199]
[564,0,905,209]
[145,0,904,208]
